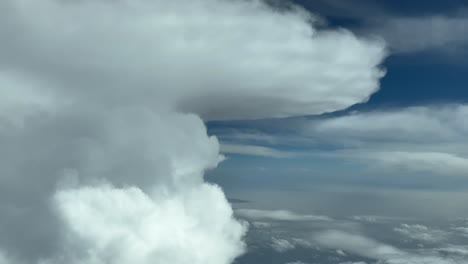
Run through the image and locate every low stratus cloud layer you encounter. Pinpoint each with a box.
[0,0,385,263]
[233,204,468,263]
[315,230,466,264]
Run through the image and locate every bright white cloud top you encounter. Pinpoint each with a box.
[0,0,386,263]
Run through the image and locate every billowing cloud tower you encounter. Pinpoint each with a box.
[0,0,386,263]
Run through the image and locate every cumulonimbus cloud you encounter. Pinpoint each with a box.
[0,0,386,263]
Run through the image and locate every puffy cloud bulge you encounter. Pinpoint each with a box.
[0,0,386,263]
[0,0,385,120]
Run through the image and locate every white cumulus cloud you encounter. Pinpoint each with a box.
[394,224,449,243]
[270,237,296,253]
[47,184,246,264]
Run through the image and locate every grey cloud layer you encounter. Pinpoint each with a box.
[235,203,468,264]
[221,105,468,177]
[315,230,468,264]
[306,105,468,175]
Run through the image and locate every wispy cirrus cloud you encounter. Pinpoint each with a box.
[370,14,468,54]
[236,209,332,222]
[220,143,294,158]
